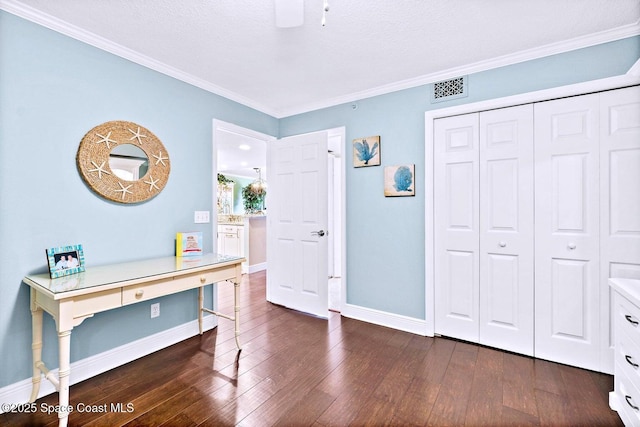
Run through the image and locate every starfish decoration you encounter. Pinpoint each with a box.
[87,160,111,179]
[114,181,133,200]
[128,127,147,145]
[95,132,118,149]
[153,151,168,166]
[144,175,160,192]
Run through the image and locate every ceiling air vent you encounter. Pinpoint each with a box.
[430,76,468,103]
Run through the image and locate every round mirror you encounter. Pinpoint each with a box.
[77,121,170,204]
[109,144,149,181]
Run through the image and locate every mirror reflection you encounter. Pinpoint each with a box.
[109,144,149,181]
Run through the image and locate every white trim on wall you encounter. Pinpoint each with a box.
[341,303,427,336]
[424,61,640,337]
[0,316,216,412]
[2,0,638,118]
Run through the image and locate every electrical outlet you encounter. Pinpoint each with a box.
[150,303,160,318]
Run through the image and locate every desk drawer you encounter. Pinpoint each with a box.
[122,272,214,305]
[35,288,122,319]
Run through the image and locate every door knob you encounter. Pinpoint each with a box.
[311,230,326,237]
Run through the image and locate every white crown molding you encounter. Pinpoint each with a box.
[629,57,640,76]
[280,20,640,117]
[2,0,639,119]
[0,0,281,117]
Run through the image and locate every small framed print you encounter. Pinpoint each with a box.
[46,244,85,279]
[384,164,415,197]
[353,135,381,167]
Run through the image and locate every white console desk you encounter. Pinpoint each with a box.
[23,253,244,427]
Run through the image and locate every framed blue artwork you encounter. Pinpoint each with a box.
[353,135,380,167]
[384,164,415,197]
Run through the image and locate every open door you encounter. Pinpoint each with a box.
[267,130,329,318]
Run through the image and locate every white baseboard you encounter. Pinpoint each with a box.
[248,262,267,274]
[340,303,430,337]
[0,315,217,411]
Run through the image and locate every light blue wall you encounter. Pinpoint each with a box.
[1,8,639,390]
[0,11,278,387]
[279,36,640,319]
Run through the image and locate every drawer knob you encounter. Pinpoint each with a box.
[499,241,506,248]
[135,290,144,298]
[626,355,639,369]
[200,276,206,284]
[567,243,576,250]
[625,395,639,411]
[625,314,639,326]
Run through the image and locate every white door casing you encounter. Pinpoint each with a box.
[479,104,535,356]
[534,94,601,371]
[267,131,329,318]
[434,113,480,343]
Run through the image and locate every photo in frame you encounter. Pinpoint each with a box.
[353,135,381,167]
[384,164,415,197]
[46,244,85,278]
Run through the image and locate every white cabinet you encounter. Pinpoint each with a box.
[434,85,640,372]
[217,224,244,258]
[610,278,640,426]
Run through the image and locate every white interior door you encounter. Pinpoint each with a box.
[434,113,480,343]
[599,86,640,372]
[534,93,601,371]
[479,104,534,356]
[267,131,329,318]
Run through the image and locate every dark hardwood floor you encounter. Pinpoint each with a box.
[2,270,623,426]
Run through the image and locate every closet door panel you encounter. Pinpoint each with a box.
[535,94,600,371]
[435,113,480,342]
[600,86,640,372]
[479,104,534,355]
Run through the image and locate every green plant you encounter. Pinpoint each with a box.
[242,184,266,214]
[217,173,234,184]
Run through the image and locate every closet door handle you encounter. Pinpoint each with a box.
[568,243,576,250]
[625,314,639,326]
[625,355,639,368]
[625,395,639,411]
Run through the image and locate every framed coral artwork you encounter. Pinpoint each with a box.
[384,164,415,197]
[353,135,380,167]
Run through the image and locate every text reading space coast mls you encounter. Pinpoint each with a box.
[2,402,135,415]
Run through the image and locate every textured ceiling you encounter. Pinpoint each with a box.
[5,0,640,118]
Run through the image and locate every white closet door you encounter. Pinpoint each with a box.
[479,105,534,356]
[434,113,480,343]
[600,86,640,373]
[534,94,601,371]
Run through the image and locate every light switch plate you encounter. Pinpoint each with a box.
[194,211,210,223]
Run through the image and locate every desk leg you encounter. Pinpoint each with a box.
[29,294,43,403]
[198,286,204,335]
[234,280,241,350]
[57,330,72,427]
